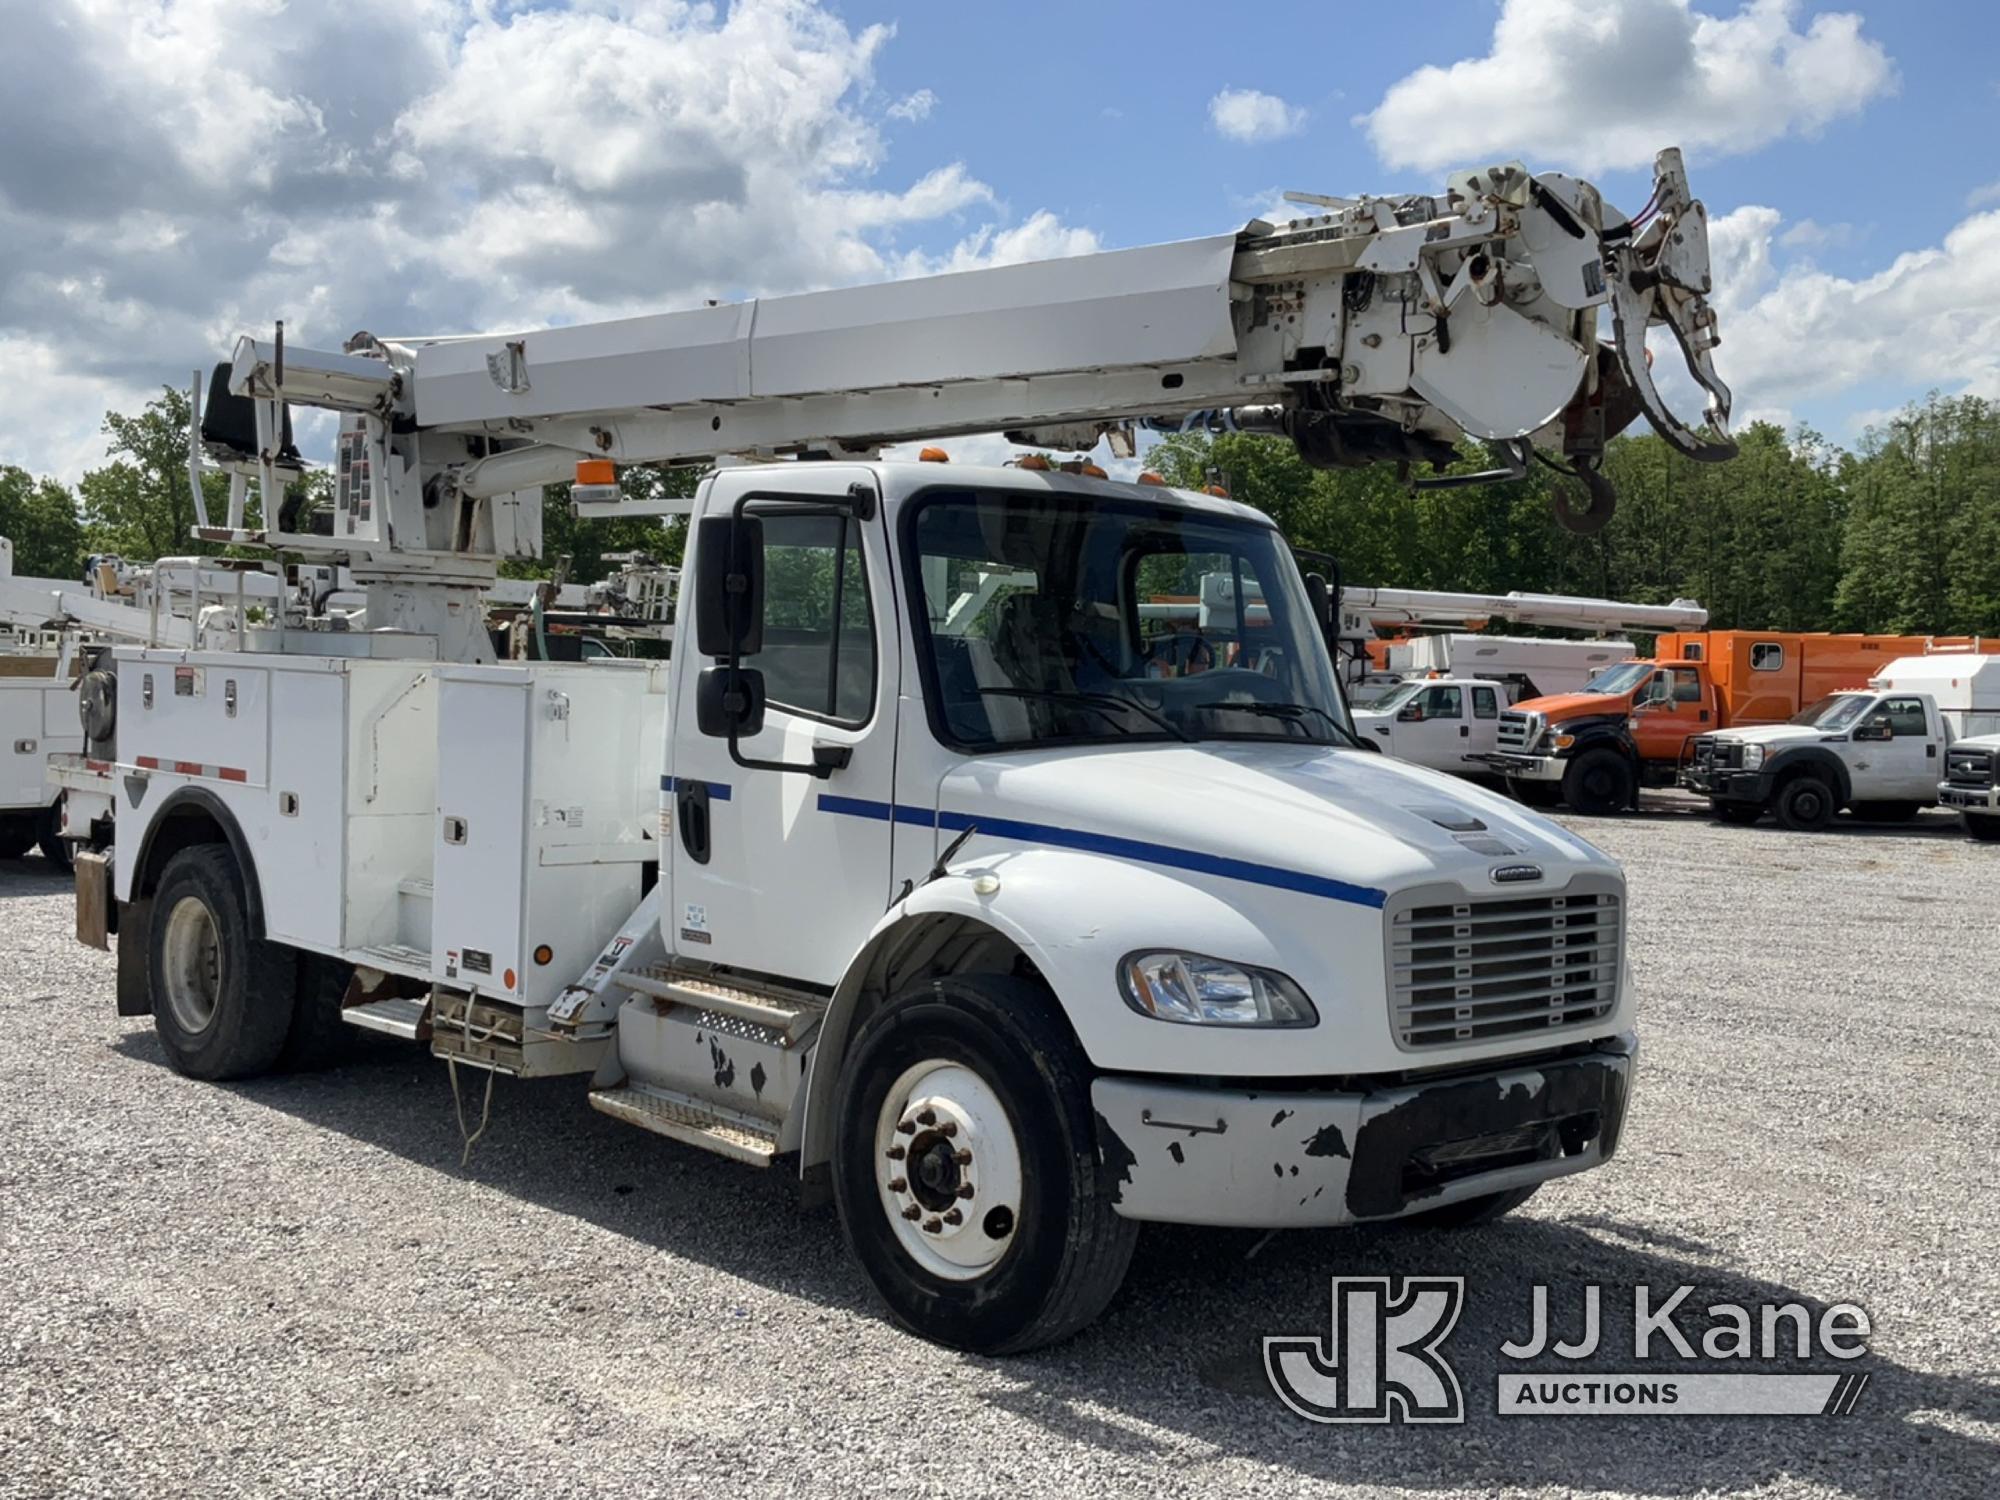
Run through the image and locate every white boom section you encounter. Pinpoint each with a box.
[1341,587,1707,635]
[208,146,1733,601]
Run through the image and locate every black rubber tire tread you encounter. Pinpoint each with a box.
[1402,1183,1541,1229]
[0,814,35,860]
[1775,774,1836,832]
[1964,814,2000,843]
[831,972,1138,1354]
[277,950,356,1072]
[1561,749,1634,816]
[1509,779,1563,810]
[36,800,72,874]
[148,845,294,1081]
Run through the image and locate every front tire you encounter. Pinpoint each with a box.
[1965,813,2000,843]
[1561,749,1634,816]
[149,845,295,1080]
[1775,774,1836,833]
[831,973,1137,1354]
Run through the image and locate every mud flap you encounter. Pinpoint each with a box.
[75,850,112,951]
[115,898,153,1017]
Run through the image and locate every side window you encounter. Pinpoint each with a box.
[1669,668,1702,703]
[1424,685,1463,719]
[1751,642,1785,671]
[1472,686,1499,719]
[755,510,877,723]
[1883,698,1929,737]
[1682,642,1704,661]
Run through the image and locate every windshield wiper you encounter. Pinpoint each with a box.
[1208,700,1366,749]
[976,687,1194,742]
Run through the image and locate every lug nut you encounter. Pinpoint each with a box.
[895,1120,915,1136]
[922,1217,943,1234]
[885,1145,905,1160]
[916,1109,937,1127]
[938,1121,958,1138]
[957,1184,975,1200]
[953,1149,972,1165]
[886,1177,907,1192]
[943,1209,963,1226]
[902,1205,922,1221]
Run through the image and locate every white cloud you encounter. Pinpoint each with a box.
[0,0,1094,481]
[1692,204,2000,420]
[1209,89,1307,144]
[1777,218,1856,250]
[1361,0,1896,174]
[1967,180,2000,209]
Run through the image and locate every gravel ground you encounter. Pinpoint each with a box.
[1,794,1996,1499]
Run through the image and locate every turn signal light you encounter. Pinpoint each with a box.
[533,944,554,966]
[917,446,951,463]
[575,459,616,486]
[1137,471,1166,486]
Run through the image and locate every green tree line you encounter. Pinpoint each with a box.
[7,385,1999,635]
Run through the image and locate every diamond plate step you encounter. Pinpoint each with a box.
[588,1084,779,1166]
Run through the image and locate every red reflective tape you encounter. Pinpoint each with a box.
[136,756,160,770]
[174,761,204,776]
[85,759,111,773]
[219,767,247,783]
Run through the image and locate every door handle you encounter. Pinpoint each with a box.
[676,780,712,866]
[1459,725,1469,737]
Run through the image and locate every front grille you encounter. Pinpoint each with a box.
[1945,746,1995,789]
[1387,879,1622,1050]
[1690,736,1741,771]
[1495,712,1536,753]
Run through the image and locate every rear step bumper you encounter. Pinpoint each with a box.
[1093,1035,1634,1229]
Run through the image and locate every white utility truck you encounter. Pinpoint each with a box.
[1939,734,2000,841]
[54,148,1733,1352]
[1684,653,2000,831]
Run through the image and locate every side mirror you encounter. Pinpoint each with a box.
[697,666,766,739]
[1853,719,1891,742]
[1398,703,1423,722]
[1304,571,1333,631]
[693,513,765,659]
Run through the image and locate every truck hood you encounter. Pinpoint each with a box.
[1712,724,1834,749]
[934,742,1616,899]
[1510,691,1628,722]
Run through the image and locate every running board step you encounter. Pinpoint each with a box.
[588,1084,779,1166]
[614,965,823,1041]
[341,995,430,1040]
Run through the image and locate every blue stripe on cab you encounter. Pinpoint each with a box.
[660,775,732,801]
[813,793,1384,909]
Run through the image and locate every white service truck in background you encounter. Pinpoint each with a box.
[54,147,1735,1351]
[1684,653,2000,831]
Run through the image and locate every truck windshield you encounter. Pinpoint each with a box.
[1581,661,1655,695]
[907,487,1352,752]
[1790,694,1872,731]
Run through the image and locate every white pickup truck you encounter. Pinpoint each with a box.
[1684,654,2000,831]
[1938,736,2000,841]
[1350,677,1513,773]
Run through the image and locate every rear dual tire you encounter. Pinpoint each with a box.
[148,847,294,1080]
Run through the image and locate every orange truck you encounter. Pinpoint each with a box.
[1482,632,2000,813]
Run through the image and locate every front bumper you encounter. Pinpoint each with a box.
[1938,783,1999,812]
[1683,766,1772,802]
[1483,752,1565,783]
[1092,1036,1634,1229]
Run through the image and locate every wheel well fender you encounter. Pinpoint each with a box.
[1768,748,1852,804]
[799,889,1051,1172]
[1561,721,1638,765]
[130,786,265,937]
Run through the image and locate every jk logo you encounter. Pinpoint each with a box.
[1265,1277,1466,1424]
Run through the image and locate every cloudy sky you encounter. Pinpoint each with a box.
[2,0,1995,481]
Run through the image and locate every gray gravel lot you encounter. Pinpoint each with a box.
[1,794,1996,1499]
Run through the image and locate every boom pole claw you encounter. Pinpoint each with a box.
[1605,148,1737,463]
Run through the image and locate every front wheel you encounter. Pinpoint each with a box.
[149,845,295,1080]
[831,973,1138,1354]
[1775,775,1836,833]
[1965,813,2000,843]
[1561,749,1634,816]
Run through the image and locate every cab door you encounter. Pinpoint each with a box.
[1630,665,1712,768]
[1464,683,1503,765]
[1853,696,1939,799]
[665,469,901,986]
[1395,683,1466,770]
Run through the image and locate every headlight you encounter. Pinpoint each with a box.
[1118,951,1317,1028]
[1742,743,1765,770]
